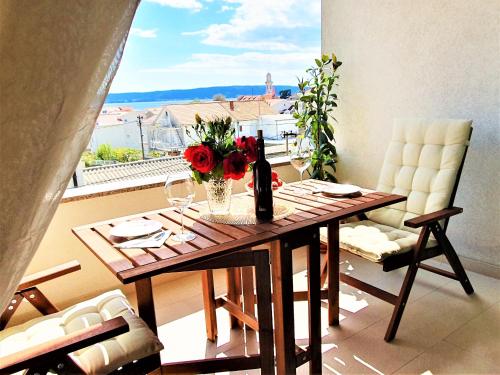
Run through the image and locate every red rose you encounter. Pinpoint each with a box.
[223,151,248,180]
[184,145,197,162]
[236,136,257,163]
[188,145,216,173]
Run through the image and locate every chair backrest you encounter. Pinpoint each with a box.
[367,119,472,233]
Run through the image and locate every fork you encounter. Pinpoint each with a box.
[114,230,165,248]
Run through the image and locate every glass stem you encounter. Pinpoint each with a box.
[180,209,185,234]
[300,170,303,185]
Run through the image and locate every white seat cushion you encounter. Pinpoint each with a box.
[319,119,470,262]
[0,290,163,374]
[320,220,437,262]
[367,118,471,233]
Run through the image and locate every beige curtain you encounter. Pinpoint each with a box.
[0,1,139,313]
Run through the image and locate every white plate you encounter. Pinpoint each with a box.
[110,219,163,238]
[320,183,360,196]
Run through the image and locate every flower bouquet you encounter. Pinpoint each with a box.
[184,115,257,214]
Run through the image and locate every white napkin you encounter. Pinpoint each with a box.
[115,230,171,249]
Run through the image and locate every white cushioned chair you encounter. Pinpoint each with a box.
[320,118,475,341]
[0,261,164,374]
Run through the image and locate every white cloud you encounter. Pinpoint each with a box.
[145,0,203,12]
[130,28,158,38]
[183,0,320,51]
[220,5,233,12]
[132,49,320,91]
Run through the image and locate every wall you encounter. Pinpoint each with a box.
[10,164,297,325]
[90,121,149,153]
[322,0,499,275]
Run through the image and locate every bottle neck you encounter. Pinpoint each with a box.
[257,138,266,160]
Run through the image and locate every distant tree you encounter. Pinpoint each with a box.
[213,94,226,101]
[96,144,114,160]
[81,151,96,167]
[92,144,142,163]
[114,147,142,162]
[279,89,292,99]
[148,150,164,158]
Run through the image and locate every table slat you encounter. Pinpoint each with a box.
[73,228,134,274]
[93,224,157,266]
[183,208,252,239]
[149,213,217,251]
[162,210,236,244]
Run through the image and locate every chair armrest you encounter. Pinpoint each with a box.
[0,316,129,374]
[404,207,463,228]
[17,260,81,292]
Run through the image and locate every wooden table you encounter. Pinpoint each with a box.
[72,179,405,375]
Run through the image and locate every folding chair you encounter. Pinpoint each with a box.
[0,261,163,374]
[320,118,475,341]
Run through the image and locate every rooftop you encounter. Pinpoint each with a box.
[82,156,189,186]
[164,100,277,126]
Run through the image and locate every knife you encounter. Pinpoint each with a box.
[114,230,171,248]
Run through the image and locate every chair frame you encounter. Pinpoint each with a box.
[0,261,161,375]
[320,127,475,341]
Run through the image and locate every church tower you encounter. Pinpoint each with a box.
[264,72,275,97]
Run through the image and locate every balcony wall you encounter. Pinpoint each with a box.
[322,0,500,276]
[10,163,298,326]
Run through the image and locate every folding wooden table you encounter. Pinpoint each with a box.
[72,179,405,375]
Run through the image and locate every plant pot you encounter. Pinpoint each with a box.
[203,178,233,215]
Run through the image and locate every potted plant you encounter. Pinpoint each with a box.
[184,115,257,214]
[293,53,342,182]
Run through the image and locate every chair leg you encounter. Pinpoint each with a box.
[431,223,474,295]
[385,226,431,342]
[254,250,275,374]
[201,270,218,341]
[385,260,419,341]
[20,287,58,315]
[0,294,23,330]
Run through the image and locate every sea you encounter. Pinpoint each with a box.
[103,100,186,110]
[103,98,236,111]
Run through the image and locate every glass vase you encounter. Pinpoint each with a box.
[204,178,233,215]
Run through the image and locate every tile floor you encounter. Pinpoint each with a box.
[127,249,500,374]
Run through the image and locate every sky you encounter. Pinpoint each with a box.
[109,0,321,93]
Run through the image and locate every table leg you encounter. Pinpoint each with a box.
[135,278,161,368]
[242,266,256,322]
[308,229,322,374]
[328,221,340,326]
[254,250,275,374]
[227,267,243,328]
[135,278,158,335]
[271,239,296,375]
[201,270,218,341]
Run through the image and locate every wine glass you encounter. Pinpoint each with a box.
[290,136,312,195]
[164,172,196,242]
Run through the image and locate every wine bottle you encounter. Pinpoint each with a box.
[253,130,273,221]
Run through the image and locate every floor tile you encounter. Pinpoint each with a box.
[334,319,426,374]
[394,340,500,374]
[122,251,499,374]
[444,302,500,366]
